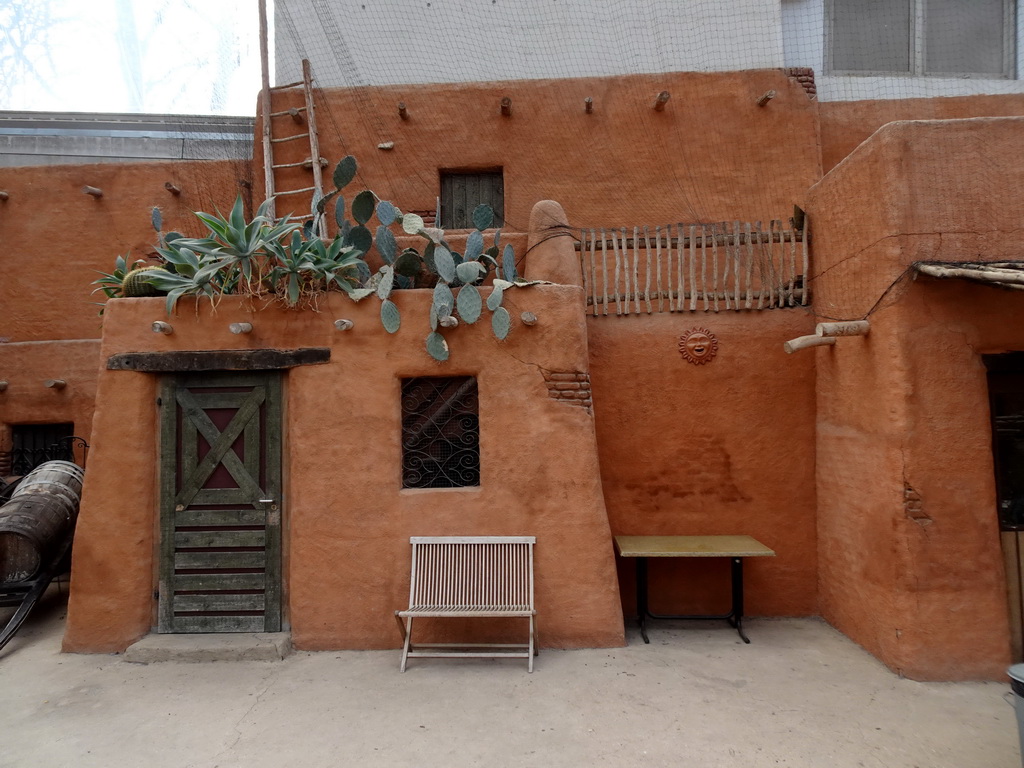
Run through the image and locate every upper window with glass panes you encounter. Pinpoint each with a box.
[828,0,1016,78]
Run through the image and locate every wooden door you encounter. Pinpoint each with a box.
[158,373,282,633]
[987,360,1024,661]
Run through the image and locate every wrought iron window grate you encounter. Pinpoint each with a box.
[401,377,480,489]
[1,424,87,477]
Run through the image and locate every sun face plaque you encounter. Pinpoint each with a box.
[678,328,718,365]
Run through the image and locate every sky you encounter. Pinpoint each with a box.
[0,0,268,115]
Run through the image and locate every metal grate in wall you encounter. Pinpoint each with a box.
[401,377,480,489]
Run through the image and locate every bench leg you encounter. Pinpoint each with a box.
[396,614,414,672]
[528,615,536,673]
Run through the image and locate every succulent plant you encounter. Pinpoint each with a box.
[122,265,172,297]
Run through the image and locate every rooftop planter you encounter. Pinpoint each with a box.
[94,156,544,362]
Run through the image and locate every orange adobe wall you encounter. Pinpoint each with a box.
[807,116,1024,679]
[62,283,625,653]
[260,69,822,227]
[0,160,251,451]
[588,311,818,617]
[259,70,825,620]
[0,160,252,344]
[819,94,1024,174]
[0,340,99,462]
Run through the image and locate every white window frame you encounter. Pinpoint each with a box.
[826,0,1017,78]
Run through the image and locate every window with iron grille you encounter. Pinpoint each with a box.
[401,377,480,489]
[440,170,504,230]
[827,0,1015,78]
[8,423,75,476]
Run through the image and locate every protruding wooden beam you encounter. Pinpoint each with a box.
[0,381,8,392]
[334,319,354,331]
[45,379,67,390]
[439,316,459,329]
[0,190,9,201]
[783,335,836,354]
[653,91,670,111]
[82,186,103,198]
[398,102,409,120]
[229,322,253,335]
[521,312,538,326]
[756,90,776,107]
[817,320,869,337]
[584,97,593,114]
[107,348,330,372]
[164,182,181,196]
[152,321,174,335]
[288,107,305,124]
[500,97,512,117]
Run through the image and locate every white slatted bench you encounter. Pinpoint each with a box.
[394,536,537,672]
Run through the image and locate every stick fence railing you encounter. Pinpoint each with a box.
[575,219,808,316]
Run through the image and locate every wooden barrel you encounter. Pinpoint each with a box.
[12,461,84,507]
[0,462,82,583]
[0,492,78,583]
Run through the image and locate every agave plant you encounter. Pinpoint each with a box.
[91,253,138,299]
[175,196,303,292]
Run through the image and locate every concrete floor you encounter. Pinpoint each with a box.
[1,588,1020,768]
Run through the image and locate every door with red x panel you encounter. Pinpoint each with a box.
[158,373,282,633]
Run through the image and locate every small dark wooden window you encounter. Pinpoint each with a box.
[401,377,480,489]
[8,423,75,475]
[440,171,504,230]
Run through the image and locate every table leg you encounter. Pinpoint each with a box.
[636,556,650,644]
[728,556,750,644]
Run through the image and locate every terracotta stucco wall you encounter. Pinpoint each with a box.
[0,340,100,453]
[255,71,827,622]
[63,288,624,652]
[0,160,249,450]
[589,311,819,617]
[261,69,822,228]
[807,116,1024,679]
[819,94,1024,174]
[0,160,250,343]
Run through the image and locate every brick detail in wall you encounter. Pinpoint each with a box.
[543,371,592,413]
[784,67,817,100]
[904,483,932,526]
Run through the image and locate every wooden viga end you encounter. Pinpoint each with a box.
[576,219,809,316]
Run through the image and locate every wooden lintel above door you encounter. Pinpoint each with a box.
[107,347,330,372]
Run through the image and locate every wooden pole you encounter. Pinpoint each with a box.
[784,335,835,354]
[302,59,327,238]
[817,321,869,337]
[258,0,275,219]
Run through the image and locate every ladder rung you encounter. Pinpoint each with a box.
[270,80,304,90]
[274,186,317,196]
[271,133,309,143]
[270,107,307,117]
[272,160,312,169]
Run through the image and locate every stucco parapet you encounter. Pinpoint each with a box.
[98,284,591,373]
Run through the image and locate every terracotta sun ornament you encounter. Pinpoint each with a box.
[678,328,718,365]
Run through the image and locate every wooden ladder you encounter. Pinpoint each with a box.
[260,59,327,236]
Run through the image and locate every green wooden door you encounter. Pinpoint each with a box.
[158,373,282,633]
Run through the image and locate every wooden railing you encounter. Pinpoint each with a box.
[576,219,808,316]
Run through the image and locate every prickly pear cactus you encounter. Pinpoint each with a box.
[122,265,171,297]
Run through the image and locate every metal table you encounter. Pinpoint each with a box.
[614,535,775,644]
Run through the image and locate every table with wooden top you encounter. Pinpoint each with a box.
[614,535,776,644]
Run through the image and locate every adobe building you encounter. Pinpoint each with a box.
[2,3,1024,681]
